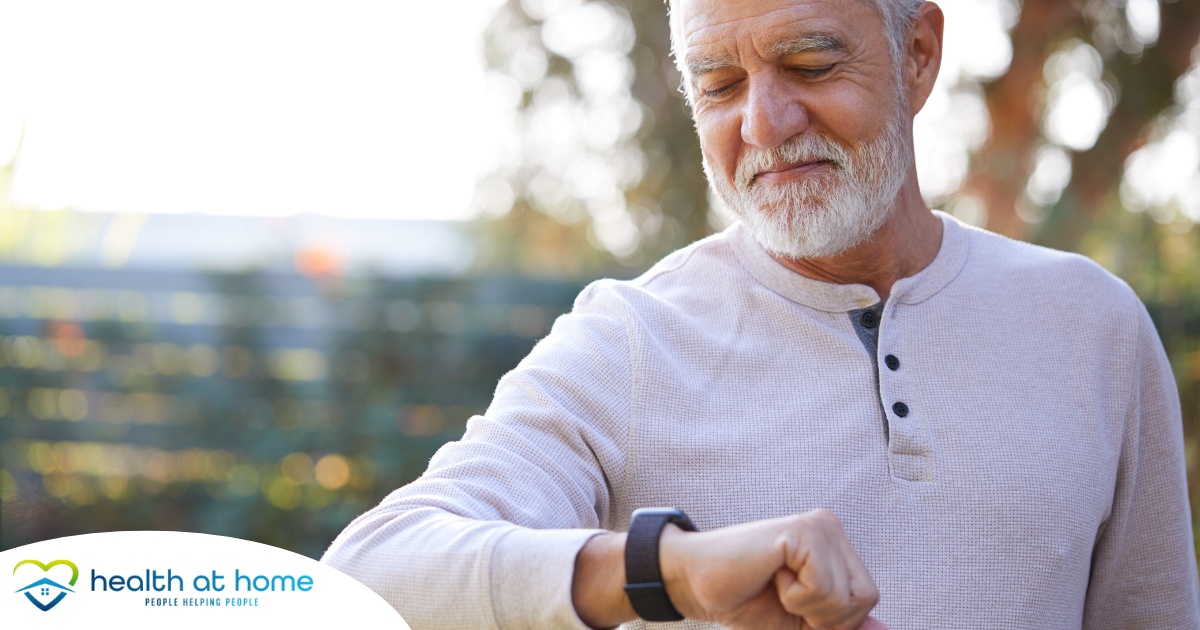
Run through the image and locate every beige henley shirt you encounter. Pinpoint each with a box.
[323,212,1200,629]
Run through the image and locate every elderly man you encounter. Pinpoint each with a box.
[323,0,1200,628]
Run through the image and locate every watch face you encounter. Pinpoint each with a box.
[631,507,682,519]
[630,507,696,532]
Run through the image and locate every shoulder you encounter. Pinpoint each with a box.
[509,231,742,372]
[571,226,749,321]
[954,216,1143,319]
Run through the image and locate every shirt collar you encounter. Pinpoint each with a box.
[728,210,970,313]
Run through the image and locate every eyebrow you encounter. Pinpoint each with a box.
[768,33,847,56]
[686,52,736,78]
[685,33,848,78]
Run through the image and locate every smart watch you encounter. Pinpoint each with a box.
[623,507,697,622]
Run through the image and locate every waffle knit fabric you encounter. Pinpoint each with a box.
[322,212,1200,629]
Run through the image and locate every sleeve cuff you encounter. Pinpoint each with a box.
[490,527,607,630]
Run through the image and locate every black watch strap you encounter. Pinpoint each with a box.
[623,507,697,622]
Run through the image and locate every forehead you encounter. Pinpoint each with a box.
[674,0,883,62]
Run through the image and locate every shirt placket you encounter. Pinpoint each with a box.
[850,301,935,482]
[878,302,934,482]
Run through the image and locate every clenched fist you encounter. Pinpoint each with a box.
[660,509,881,630]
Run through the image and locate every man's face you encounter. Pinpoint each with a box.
[677,0,913,258]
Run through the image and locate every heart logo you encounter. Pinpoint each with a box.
[13,559,79,612]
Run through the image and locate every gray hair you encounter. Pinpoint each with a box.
[668,0,926,78]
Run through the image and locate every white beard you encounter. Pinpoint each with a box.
[704,114,912,259]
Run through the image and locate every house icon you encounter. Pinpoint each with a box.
[15,577,76,611]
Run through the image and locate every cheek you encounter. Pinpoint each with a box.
[694,109,743,175]
[804,85,896,145]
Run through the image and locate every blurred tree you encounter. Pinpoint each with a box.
[473,0,711,276]
[960,0,1200,250]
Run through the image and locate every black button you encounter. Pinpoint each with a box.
[892,402,909,417]
[884,355,900,371]
[859,310,879,329]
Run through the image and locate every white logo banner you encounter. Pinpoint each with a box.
[2,531,409,629]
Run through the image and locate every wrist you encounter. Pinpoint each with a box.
[658,523,703,620]
[573,533,636,629]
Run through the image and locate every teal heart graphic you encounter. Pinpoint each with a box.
[13,559,79,612]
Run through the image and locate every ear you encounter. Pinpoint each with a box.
[904,2,944,116]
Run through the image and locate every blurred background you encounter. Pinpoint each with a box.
[0,0,1197,563]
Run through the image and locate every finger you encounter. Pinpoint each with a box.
[777,531,826,612]
[774,566,799,602]
[797,615,887,630]
[780,530,854,626]
[838,527,879,617]
[799,615,888,630]
[776,562,823,613]
[822,602,873,630]
[780,540,834,613]
[819,524,877,630]
[801,516,874,630]
[845,554,878,610]
[818,520,854,616]
[818,538,852,620]
[802,603,878,630]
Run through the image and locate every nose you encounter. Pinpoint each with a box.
[740,74,810,149]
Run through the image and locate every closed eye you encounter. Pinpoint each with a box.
[700,76,745,99]
[794,65,834,79]
[704,83,736,98]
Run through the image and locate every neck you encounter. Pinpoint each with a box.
[768,179,942,303]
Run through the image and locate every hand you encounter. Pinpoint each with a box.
[659,509,881,630]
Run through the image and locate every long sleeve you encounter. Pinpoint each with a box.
[321,289,631,629]
[1082,304,1200,628]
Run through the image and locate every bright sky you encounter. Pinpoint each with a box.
[0,0,506,220]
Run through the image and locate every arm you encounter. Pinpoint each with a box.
[1082,304,1200,628]
[321,296,631,630]
[574,512,886,630]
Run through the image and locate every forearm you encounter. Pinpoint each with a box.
[326,502,606,629]
[323,504,510,628]
[573,532,637,628]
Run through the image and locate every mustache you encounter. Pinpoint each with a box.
[735,133,851,190]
